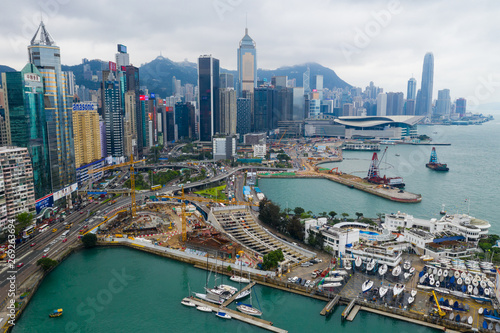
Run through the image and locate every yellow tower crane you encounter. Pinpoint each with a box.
[88,154,145,217]
[157,190,258,242]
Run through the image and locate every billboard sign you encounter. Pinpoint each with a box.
[72,102,97,111]
[150,93,156,99]
[53,183,78,201]
[24,73,41,83]
[36,194,54,214]
[117,44,127,53]
[108,61,117,72]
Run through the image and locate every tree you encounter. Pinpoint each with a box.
[355,212,363,220]
[81,233,98,248]
[258,199,281,229]
[324,246,334,254]
[262,249,284,270]
[15,212,34,236]
[376,212,385,221]
[341,213,349,220]
[316,233,324,250]
[148,145,164,164]
[227,265,232,272]
[294,207,305,216]
[328,211,337,220]
[319,212,328,217]
[287,216,305,241]
[276,153,291,161]
[307,232,317,246]
[37,258,58,271]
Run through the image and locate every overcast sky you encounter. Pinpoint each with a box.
[2,0,499,106]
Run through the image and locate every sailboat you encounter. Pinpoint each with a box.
[355,257,362,268]
[379,286,389,297]
[362,280,373,293]
[236,277,262,317]
[230,259,250,283]
[378,264,388,276]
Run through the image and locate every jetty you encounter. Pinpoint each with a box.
[342,299,357,320]
[222,281,256,307]
[185,297,287,333]
[320,294,340,316]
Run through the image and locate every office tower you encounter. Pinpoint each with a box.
[315,75,324,100]
[303,67,310,94]
[404,100,416,115]
[220,73,234,89]
[147,95,157,146]
[1,65,51,199]
[174,102,195,140]
[0,147,35,229]
[455,98,466,118]
[416,52,434,117]
[0,90,9,146]
[271,76,287,89]
[386,92,404,116]
[104,72,124,157]
[165,107,175,142]
[287,78,296,88]
[184,84,194,103]
[292,87,305,121]
[123,91,137,157]
[376,93,387,116]
[99,120,106,158]
[275,88,293,124]
[125,65,142,157]
[28,21,76,193]
[67,71,76,96]
[219,88,237,135]
[72,103,101,168]
[407,77,417,100]
[212,136,236,161]
[236,98,251,137]
[116,44,129,69]
[309,99,321,118]
[435,89,451,116]
[198,55,220,141]
[253,87,274,131]
[342,103,354,117]
[237,28,257,96]
[139,95,150,148]
[172,76,181,96]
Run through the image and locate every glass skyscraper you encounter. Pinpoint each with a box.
[1,64,52,199]
[104,72,124,157]
[28,22,75,193]
[416,52,434,117]
[198,56,220,141]
[237,28,257,96]
[407,77,417,100]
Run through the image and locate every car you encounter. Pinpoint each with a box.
[301,279,307,286]
[62,238,67,243]
[30,242,36,247]
[52,228,57,232]
[42,254,47,258]
[17,263,24,268]
[316,259,323,263]
[43,247,50,253]
[80,211,84,214]
[305,280,311,288]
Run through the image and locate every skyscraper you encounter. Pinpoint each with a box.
[455,98,466,118]
[72,103,101,168]
[115,44,129,69]
[407,77,417,100]
[198,55,220,141]
[123,91,137,157]
[386,92,404,116]
[28,21,76,193]
[303,67,310,94]
[376,93,387,116]
[236,98,251,137]
[416,53,434,117]
[237,28,257,96]
[104,72,124,157]
[125,65,142,157]
[219,88,237,135]
[435,89,451,117]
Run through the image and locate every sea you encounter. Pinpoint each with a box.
[12,121,500,332]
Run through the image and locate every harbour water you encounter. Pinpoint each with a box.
[259,122,500,233]
[12,247,439,332]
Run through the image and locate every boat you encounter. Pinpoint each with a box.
[215,311,231,319]
[393,283,405,297]
[411,290,417,297]
[49,309,63,318]
[379,286,389,297]
[404,273,411,280]
[468,316,473,325]
[235,289,251,300]
[392,265,402,277]
[417,284,433,290]
[365,149,405,188]
[457,278,463,285]
[454,271,460,279]
[403,261,411,271]
[181,299,196,307]
[443,269,448,277]
[449,312,454,320]
[479,307,484,315]
[437,269,442,277]
[485,288,491,297]
[323,276,344,282]
[330,270,349,276]
[435,281,440,288]
[471,295,492,303]
[472,279,479,287]
[409,267,415,274]
[426,147,449,171]
[230,275,250,284]
[362,280,374,293]
[474,286,479,295]
[193,293,224,305]
[395,153,400,156]
[481,280,487,289]
[367,259,376,272]
[483,320,488,330]
[440,204,447,215]
[322,282,342,289]
[467,285,473,294]
[378,264,388,276]
[196,306,212,313]
[355,257,362,267]
[236,302,262,316]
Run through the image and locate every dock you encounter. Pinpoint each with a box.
[320,294,340,316]
[342,298,357,320]
[185,297,287,333]
[360,306,447,331]
[346,305,361,321]
[222,282,256,307]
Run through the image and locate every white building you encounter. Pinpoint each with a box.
[305,218,360,257]
[253,144,266,158]
[212,136,236,161]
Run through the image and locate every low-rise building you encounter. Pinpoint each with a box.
[305,218,360,256]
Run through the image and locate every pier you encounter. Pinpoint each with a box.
[222,281,256,307]
[342,299,357,320]
[184,297,287,333]
[346,305,361,321]
[320,294,340,316]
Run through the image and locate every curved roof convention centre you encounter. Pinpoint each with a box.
[335,116,424,128]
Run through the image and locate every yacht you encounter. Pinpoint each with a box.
[181,299,195,307]
[393,283,405,297]
[230,275,250,284]
[236,302,262,316]
[362,280,374,293]
[392,265,401,277]
[196,306,212,313]
[378,264,388,276]
[215,311,231,319]
[379,286,389,297]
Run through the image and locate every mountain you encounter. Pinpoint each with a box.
[0,65,17,85]
[61,57,351,97]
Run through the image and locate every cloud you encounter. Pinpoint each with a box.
[0,0,498,103]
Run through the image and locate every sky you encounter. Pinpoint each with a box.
[1,0,500,107]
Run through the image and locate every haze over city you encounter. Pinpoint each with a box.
[1,0,499,105]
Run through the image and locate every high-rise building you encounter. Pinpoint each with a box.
[386,92,404,116]
[315,75,324,100]
[72,103,101,168]
[303,67,310,94]
[198,55,220,141]
[253,87,274,131]
[123,91,137,157]
[435,89,451,117]
[220,73,234,89]
[2,65,51,199]
[455,98,466,118]
[115,44,129,69]
[125,65,142,157]
[100,120,106,158]
[104,72,124,157]
[404,99,416,115]
[0,90,9,146]
[219,88,237,135]
[271,76,287,89]
[237,28,257,96]
[309,99,321,118]
[28,22,76,193]
[416,52,434,117]
[376,93,387,116]
[292,87,305,121]
[212,136,236,161]
[236,98,251,138]
[407,77,417,100]
[0,147,35,229]
[342,103,354,117]
[174,102,195,140]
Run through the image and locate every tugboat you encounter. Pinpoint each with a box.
[49,308,63,318]
[426,147,449,171]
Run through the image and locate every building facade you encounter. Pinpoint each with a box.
[416,52,434,117]
[72,103,101,168]
[104,73,124,157]
[237,28,257,96]
[198,56,220,141]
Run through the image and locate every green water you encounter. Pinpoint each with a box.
[13,247,438,333]
[259,122,500,233]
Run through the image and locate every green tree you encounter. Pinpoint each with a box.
[287,216,305,241]
[341,213,349,220]
[355,212,363,220]
[324,246,334,254]
[315,233,324,250]
[37,258,58,271]
[376,212,385,221]
[262,249,284,270]
[294,207,305,216]
[81,233,98,248]
[15,212,34,236]
[259,199,282,229]
[276,153,291,161]
[307,232,317,246]
[148,145,164,164]
[328,211,337,220]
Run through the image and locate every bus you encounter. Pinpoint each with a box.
[39,224,50,233]
[62,230,70,237]
[151,185,162,191]
[23,225,35,238]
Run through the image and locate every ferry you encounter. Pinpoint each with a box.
[49,308,63,318]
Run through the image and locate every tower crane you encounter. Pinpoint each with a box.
[431,290,446,317]
[157,189,258,242]
[87,154,145,217]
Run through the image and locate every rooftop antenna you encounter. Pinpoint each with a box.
[245,13,248,34]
